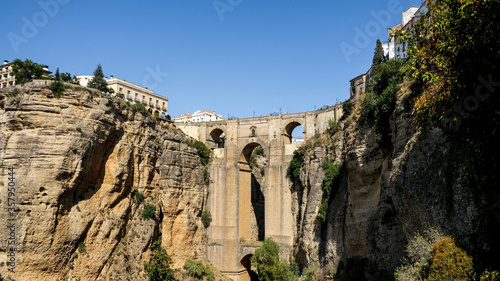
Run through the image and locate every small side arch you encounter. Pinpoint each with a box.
[284,121,303,144]
[209,128,225,148]
[239,254,258,280]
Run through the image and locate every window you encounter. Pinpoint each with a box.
[250,126,257,137]
[135,93,138,101]
[119,87,123,93]
[142,95,145,102]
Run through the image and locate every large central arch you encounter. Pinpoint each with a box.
[239,142,265,242]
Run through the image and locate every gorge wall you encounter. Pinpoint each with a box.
[291,93,500,277]
[0,86,209,281]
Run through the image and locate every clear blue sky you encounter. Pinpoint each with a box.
[1,0,423,118]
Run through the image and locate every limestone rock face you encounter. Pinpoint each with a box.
[293,98,491,274]
[0,87,208,281]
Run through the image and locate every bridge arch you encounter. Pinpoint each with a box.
[284,121,304,144]
[239,254,258,280]
[209,128,225,149]
[238,142,266,242]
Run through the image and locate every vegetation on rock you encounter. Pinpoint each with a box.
[318,159,342,222]
[251,237,295,281]
[142,204,156,220]
[134,191,144,205]
[144,236,175,281]
[186,139,211,165]
[183,258,215,281]
[49,68,66,98]
[287,148,305,182]
[201,210,212,228]
[360,58,404,144]
[427,237,475,281]
[11,58,44,84]
[87,64,109,92]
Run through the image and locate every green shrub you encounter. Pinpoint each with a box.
[314,140,322,147]
[142,204,156,220]
[360,59,404,144]
[49,80,65,98]
[340,99,354,121]
[251,237,294,281]
[186,139,211,165]
[183,259,214,281]
[427,237,475,281]
[144,236,175,281]
[201,210,212,228]
[326,119,339,135]
[318,159,343,222]
[131,102,151,117]
[395,228,441,281]
[253,145,264,156]
[303,263,320,281]
[115,93,124,98]
[203,166,210,185]
[78,241,86,253]
[287,149,304,182]
[76,127,82,133]
[134,191,144,205]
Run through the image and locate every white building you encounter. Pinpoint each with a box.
[77,75,169,118]
[1,60,51,88]
[0,61,15,88]
[292,136,304,144]
[384,3,429,60]
[349,2,429,100]
[174,110,224,123]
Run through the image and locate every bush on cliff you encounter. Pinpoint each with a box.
[142,204,156,220]
[427,237,475,281]
[186,139,211,165]
[318,159,343,222]
[131,102,151,117]
[183,259,215,281]
[287,149,305,182]
[360,58,404,144]
[201,210,212,228]
[144,236,175,281]
[251,237,295,281]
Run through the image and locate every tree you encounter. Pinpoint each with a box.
[372,39,385,65]
[11,59,44,84]
[87,64,108,92]
[55,68,61,81]
[60,72,73,82]
[144,236,175,281]
[49,67,65,98]
[251,237,294,281]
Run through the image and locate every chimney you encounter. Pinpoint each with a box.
[4,60,9,65]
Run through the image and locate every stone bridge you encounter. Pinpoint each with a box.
[175,104,343,280]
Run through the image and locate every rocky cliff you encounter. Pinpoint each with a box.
[0,85,208,281]
[292,93,500,277]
